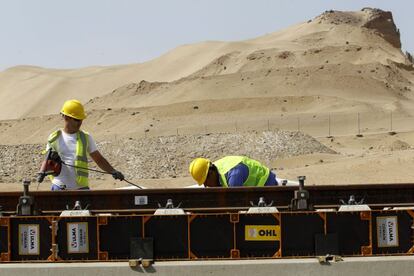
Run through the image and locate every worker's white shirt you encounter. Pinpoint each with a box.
[47,129,97,190]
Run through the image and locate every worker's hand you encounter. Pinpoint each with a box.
[112,170,125,181]
[37,172,46,183]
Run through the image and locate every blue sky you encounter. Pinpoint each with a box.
[0,0,412,70]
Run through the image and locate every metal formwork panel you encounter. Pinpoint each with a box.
[0,209,412,263]
[326,212,371,256]
[0,225,8,257]
[98,215,142,260]
[0,218,9,261]
[10,217,51,261]
[372,210,414,255]
[189,214,234,259]
[144,215,188,260]
[56,217,98,260]
[281,212,324,257]
[236,213,280,258]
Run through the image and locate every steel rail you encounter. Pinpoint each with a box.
[0,183,413,213]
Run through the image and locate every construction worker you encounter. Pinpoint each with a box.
[189,156,278,187]
[41,99,124,190]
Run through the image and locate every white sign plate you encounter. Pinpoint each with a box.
[19,224,40,255]
[67,222,89,253]
[377,216,399,247]
[134,195,148,205]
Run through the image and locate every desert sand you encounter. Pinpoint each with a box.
[0,8,413,191]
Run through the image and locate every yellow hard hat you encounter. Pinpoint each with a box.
[189,158,211,185]
[60,99,86,120]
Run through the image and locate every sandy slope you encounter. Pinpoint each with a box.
[0,8,410,120]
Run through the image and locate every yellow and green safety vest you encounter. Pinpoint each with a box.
[47,129,89,188]
[213,156,270,187]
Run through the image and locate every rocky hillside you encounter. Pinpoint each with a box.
[0,130,335,184]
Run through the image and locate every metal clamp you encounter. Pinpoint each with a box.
[245,197,279,214]
[250,197,273,207]
[289,176,313,211]
[154,199,185,215]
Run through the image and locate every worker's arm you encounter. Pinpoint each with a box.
[90,150,124,180]
[37,148,53,183]
[226,163,249,187]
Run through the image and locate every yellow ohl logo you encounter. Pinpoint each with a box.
[245,225,280,241]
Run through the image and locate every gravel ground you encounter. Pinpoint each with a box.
[0,130,336,183]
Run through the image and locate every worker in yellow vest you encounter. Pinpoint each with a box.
[43,99,124,190]
[189,156,278,187]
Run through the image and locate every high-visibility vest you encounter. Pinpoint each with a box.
[47,130,89,188]
[213,156,270,187]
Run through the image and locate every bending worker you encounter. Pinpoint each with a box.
[41,99,124,190]
[189,156,278,187]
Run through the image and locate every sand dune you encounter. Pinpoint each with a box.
[0,8,413,144]
[0,8,411,120]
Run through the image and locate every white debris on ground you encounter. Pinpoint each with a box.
[0,130,335,184]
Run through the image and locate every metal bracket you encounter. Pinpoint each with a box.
[158,199,182,209]
[16,180,35,216]
[250,197,274,207]
[60,200,91,216]
[154,199,185,215]
[245,197,279,214]
[0,253,9,262]
[230,213,239,223]
[289,176,313,211]
[230,249,240,259]
[340,195,365,205]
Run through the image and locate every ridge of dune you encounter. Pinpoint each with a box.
[0,8,411,121]
[87,60,413,114]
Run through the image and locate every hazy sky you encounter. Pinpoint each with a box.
[1,0,412,71]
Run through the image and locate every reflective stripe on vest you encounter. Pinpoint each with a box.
[47,129,89,188]
[213,156,270,187]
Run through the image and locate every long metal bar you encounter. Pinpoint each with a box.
[26,202,414,216]
[0,183,413,213]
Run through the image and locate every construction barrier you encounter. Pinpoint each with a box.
[0,209,412,262]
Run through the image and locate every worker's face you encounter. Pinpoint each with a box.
[204,168,219,187]
[62,115,82,133]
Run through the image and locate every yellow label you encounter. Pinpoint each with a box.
[245,225,280,241]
